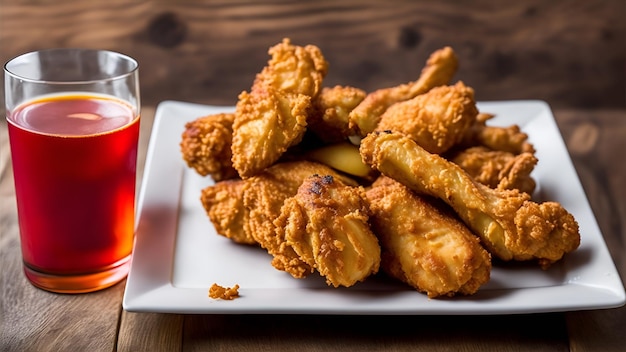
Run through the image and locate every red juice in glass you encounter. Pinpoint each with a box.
[7,93,139,293]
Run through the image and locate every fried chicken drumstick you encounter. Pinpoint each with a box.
[449,146,537,194]
[349,46,458,137]
[232,38,328,178]
[276,175,380,287]
[366,177,491,297]
[242,161,358,278]
[375,81,478,154]
[186,39,583,299]
[360,131,580,269]
[308,85,367,143]
[180,113,238,181]
[460,113,535,155]
[200,179,254,245]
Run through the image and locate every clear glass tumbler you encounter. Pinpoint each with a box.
[4,49,140,293]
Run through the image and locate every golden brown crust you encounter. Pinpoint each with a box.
[461,119,536,155]
[450,146,537,194]
[231,38,329,178]
[257,38,328,97]
[208,283,240,300]
[308,85,367,143]
[242,161,358,277]
[200,179,256,245]
[348,46,458,136]
[232,87,311,178]
[180,113,238,181]
[187,40,582,297]
[275,175,380,287]
[366,176,491,297]
[360,131,580,268]
[376,81,478,154]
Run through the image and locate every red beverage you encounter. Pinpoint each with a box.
[7,94,139,293]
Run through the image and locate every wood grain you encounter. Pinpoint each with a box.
[117,312,184,351]
[1,0,624,109]
[556,110,626,352]
[556,110,626,273]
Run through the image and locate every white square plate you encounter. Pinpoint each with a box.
[123,100,625,314]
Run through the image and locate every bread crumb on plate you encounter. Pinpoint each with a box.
[208,283,240,300]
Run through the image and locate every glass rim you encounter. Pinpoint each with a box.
[4,48,139,85]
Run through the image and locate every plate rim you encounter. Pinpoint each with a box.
[122,99,625,314]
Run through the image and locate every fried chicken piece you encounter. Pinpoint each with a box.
[450,146,537,194]
[242,161,358,278]
[200,179,256,245]
[231,38,328,178]
[451,112,537,192]
[360,131,580,268]
[461,115,535,155]
[308,85,367,143]
[366,176,491,297]
[232,87,311,178]
[375,81,478,154]
[180,113,238,181]
[349,46,458,137]
[275,175,380,287]
[255,38,328,97]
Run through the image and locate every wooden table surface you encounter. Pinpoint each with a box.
[1,1,625,351]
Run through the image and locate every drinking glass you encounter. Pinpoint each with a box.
[4,48,140,293]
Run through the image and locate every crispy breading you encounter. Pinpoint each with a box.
[308,85,367,143]
[200,179,255,245]
[376,81,478,154]
[180,113,238,181]
[348,46,458,136]
[232,87,311,178]
[360,131,580,268]
[187,40,582,297]
[242,161,358,278]
[366,176,491,297]
[450,146,537,194]
[461,116,536,155]
[255,38,328,96]
[208,283,240,300]
[275,175,380,287]
[231,38,328,178]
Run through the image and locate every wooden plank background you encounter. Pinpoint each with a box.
[0,0,624,109]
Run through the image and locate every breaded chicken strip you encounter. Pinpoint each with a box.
[200,179,255,245]
[275,175,380,287]
[349,46,458,137]
[232,38,328,178]
[376,81,478,154]
[232,87,311,178]
[308,85,367,143]
[461,114,535,155]
[180,113,238,181]
[242,161,358,278]
[366,176,491,297]
[360,131,580,269]
[450,146,537,194]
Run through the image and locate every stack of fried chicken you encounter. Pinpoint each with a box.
[180,38,580,298]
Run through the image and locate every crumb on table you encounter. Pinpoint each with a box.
[208,283,240,300]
